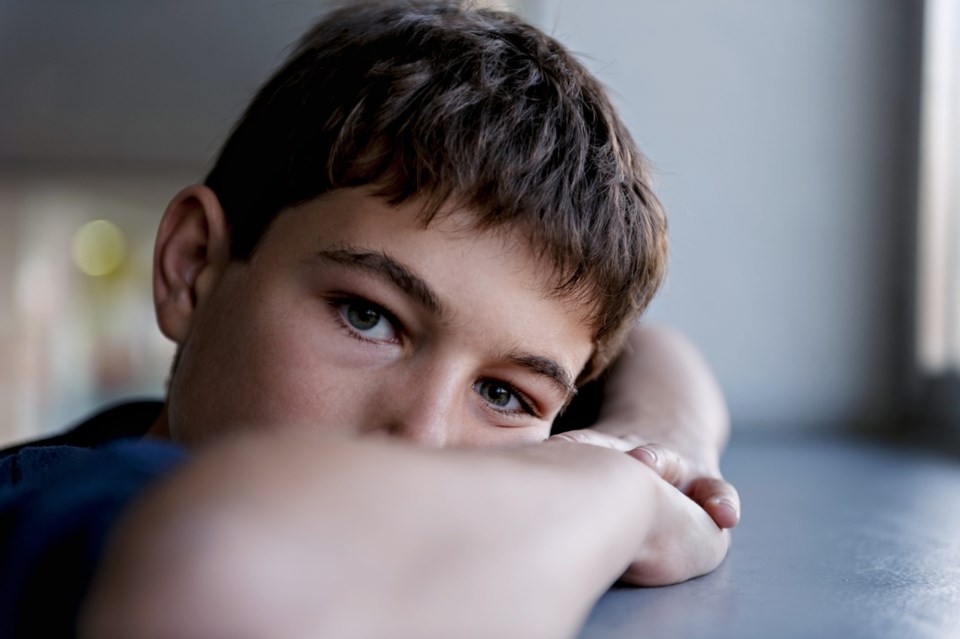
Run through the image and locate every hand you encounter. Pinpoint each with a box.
[548,429,740,529]
[620,464,731,586]
[546,431,732,585]
[628,441,740,529]
[546,430,730,585]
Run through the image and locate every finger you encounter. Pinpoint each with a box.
[547,429,636,452]
[687,477,741,529]
[626,443,688,487]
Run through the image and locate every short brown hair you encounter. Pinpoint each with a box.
[204,0,667,381]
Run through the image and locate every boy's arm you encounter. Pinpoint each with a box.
[554,324,740,528]
[80,433,727,639]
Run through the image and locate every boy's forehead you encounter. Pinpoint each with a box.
[294,189,583,298]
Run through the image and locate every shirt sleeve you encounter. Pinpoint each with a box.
[0,440,187,638]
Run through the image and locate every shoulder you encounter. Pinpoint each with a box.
[2,399,163,456]
[0,437,187,636]
[0,399,165,493]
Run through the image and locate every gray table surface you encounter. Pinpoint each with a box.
[580,436,960,639]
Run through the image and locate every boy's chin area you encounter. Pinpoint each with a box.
[150,187,597,451]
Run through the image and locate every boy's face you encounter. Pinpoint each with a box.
[164,187,594,448]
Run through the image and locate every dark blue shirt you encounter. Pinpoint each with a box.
[0,401,186,637]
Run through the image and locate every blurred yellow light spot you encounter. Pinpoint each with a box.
[72,220,127,277]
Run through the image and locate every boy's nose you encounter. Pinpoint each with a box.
[385,411,449,447]
[377,372,462,448]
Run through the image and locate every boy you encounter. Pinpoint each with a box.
[1,2,739,637]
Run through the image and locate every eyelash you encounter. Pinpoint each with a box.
[327,295,403,345]
[326,295,542,420]
[475,378,540,419]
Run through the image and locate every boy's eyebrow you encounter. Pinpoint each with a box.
[314,246,445,317]
[506,352,578,403]
[314,245,578,402]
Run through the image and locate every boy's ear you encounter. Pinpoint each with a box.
[153,185,231,343]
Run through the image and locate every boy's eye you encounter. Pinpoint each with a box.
[338,300,397,342]
[473,379,530,414]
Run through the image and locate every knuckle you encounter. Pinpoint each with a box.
[551,431,593,445]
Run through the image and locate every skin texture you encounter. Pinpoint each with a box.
[79,184,736,638]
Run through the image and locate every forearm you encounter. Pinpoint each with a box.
[593,324,729,462]
[81,434,666,639]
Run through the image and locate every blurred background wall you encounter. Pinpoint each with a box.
[0,0,923,443]
[537,0,923,433]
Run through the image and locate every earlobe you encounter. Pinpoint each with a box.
[153,185,231,343]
